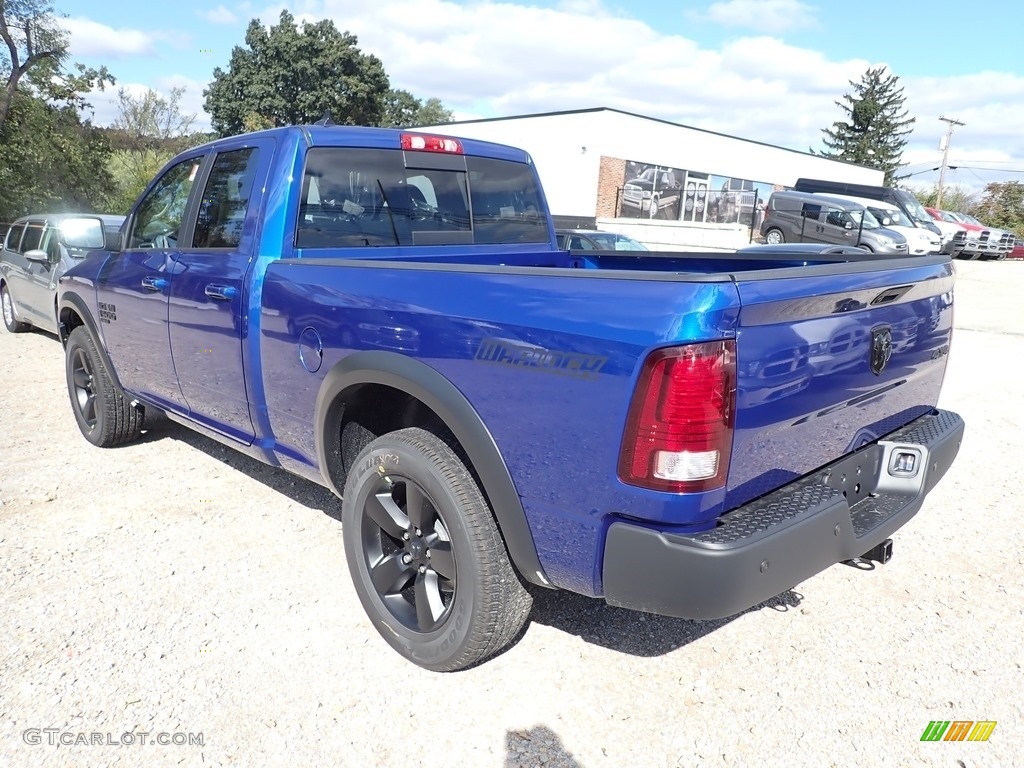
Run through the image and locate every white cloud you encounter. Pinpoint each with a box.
[281,0,1020,187]
[692,0,818,34]
[62,18,155,58]
[82,0,1014,192]
[292,0,868,152]
[197,5,238,25]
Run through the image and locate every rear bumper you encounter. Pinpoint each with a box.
[602,409,965,620]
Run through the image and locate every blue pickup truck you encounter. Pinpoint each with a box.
[58,125,964,671]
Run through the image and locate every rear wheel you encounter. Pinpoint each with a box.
[65,326,144,447]
[341,427,532,671]
[2,284,28,333]
[764,228,785,245]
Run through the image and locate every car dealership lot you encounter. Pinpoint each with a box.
[1,260,1021,767]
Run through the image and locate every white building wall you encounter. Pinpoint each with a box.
[421,109,884,218]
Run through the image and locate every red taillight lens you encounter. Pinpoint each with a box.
[400,133,464,154]
[618,340,736,493]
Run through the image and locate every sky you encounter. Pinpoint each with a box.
[55,0,1024,194]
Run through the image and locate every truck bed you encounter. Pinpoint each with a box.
[259,251,955,596]
[293,244,939,278]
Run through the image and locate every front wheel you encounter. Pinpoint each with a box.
[65,326,144,447]
[341,427,532,671]
[764,228,785,245]
[2,284,29,333]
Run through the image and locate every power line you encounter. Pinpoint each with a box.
[954,166,1024,174]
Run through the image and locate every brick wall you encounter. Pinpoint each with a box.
[595,156,626,218]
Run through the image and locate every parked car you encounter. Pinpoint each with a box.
[793,178,944,239]
[1010,237,1024,260]
[1,213,125,335]
[760,190,909,255]
[923,207,969,256]
[557,229,648,251]
[815,194,941,256]
[945,212,1014,259]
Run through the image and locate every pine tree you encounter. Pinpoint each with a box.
[818,66,915,185]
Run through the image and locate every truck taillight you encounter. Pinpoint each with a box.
[400,133,463,154]
[618,340,736,493]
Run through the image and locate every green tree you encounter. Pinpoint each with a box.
[204,10,390,135]
[0,91,116,220]
[0,0,65,129]
[413,97,453,126]
[973,181,1024,238]
[106,86,197,213]
[381,89,454,128]
[1,0,118,219]
[907,184,978,214]
[818,66,915,185]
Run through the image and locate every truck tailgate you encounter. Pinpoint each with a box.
[726,259,955,510]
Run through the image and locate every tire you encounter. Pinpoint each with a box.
[341,427,532,671]
[648,196,660,219]
[65,326,144,447]
[2,283,29,333]
[764,228,785,245]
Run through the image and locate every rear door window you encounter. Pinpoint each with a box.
[801,203,822,221]
[192,147,261,249]
[20,221,45,253]
[5,223,26,253]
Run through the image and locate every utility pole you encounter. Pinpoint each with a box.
[936,115,964,209]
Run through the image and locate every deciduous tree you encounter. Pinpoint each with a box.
[974,181,1024,238]
[0,0,65,129]
[381,89,453,128]
[908,184,978,215]
[204,10,390,135]
[106,87,197,213]
[0,91,115,220]
[817,66,915,185]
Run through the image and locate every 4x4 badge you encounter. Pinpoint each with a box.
[871,325,893,375]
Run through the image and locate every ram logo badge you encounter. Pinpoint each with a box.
[870,325,893,376]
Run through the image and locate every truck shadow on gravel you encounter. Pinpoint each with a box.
[151,419,803,659]
[147,420,341,510]
[524,585,803,658]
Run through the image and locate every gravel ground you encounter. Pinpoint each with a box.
[1,259,1021,768]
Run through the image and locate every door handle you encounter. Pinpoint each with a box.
[141,276,168,291]
[205,284,237,301]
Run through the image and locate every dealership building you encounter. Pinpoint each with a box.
[421,107,883,250]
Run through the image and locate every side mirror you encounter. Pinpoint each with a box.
[24,248,49,263]
[59,216,106,250]
[844,221,853,230]
[105,228,124,252]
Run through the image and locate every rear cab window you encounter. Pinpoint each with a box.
[295,147,549,249]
